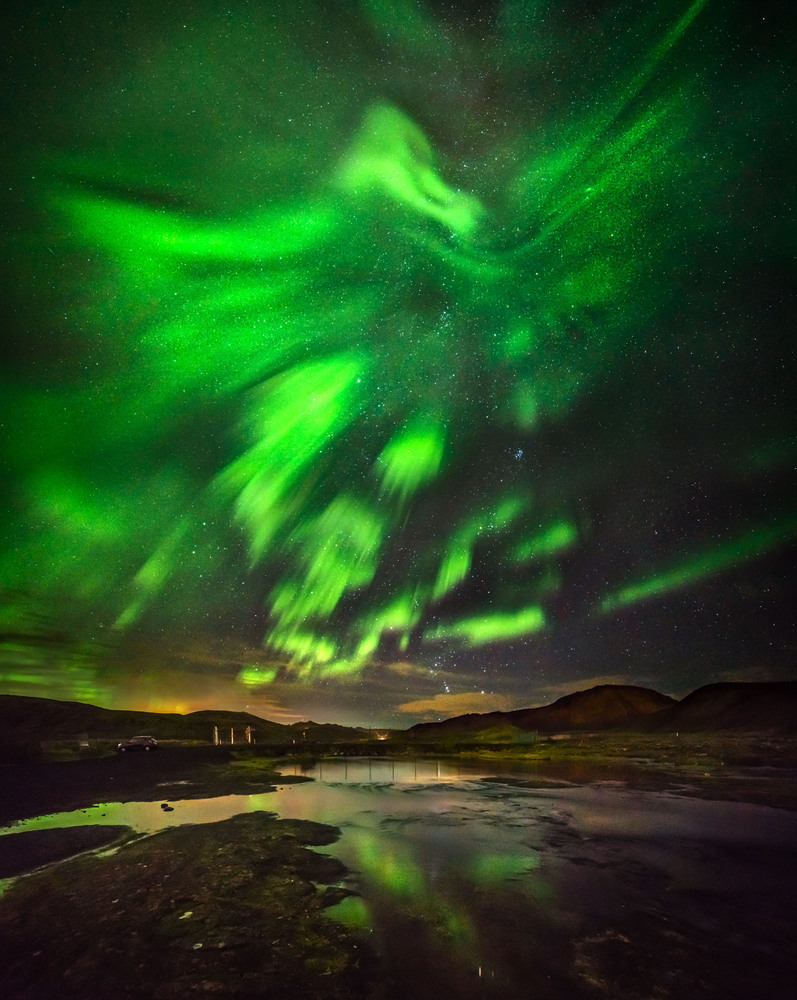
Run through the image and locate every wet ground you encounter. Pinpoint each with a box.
[0,745,272,827]
[0,812,376,1000]
[267,757,797,1000]
[1,739,796,998]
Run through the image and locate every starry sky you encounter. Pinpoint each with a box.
[1,0,795,728]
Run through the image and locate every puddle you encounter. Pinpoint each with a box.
[0,794,278,838]
[2,759,797,998]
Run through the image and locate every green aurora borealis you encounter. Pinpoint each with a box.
[1,0,795,725]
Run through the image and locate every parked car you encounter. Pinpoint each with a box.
[116,735,159,752]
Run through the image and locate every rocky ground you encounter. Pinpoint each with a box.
[0,748,382,999]
[0,745,281,827]
[1,734,795,999]
[0,812,379,1000]
[462,731,797,809]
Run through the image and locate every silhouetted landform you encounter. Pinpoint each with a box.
[640,682,797,733]
[409,682,797,739]
[409,685,676,740]
[288,720,374,742]
[0,695,371,745]
[2,681,796,750]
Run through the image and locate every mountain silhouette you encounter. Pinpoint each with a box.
[409,685,675,738]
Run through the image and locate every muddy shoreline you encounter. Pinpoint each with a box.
[0,749,381,999]
[0,745,291,827]
[0,813,378,1000]
[3,732,797,828]
[1,738,796,998]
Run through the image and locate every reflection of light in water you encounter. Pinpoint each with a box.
[325,893,371,931]
[289,757,514,785]
[3,759,797,997]
[0,794,276,837]
[0,757,522,842]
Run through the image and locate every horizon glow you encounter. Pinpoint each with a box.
[1,0,794,724]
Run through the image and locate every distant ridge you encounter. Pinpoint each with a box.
[641,682,797,733]
[409,685,675,739]
[0,695,370,744]
[2,681,796,746]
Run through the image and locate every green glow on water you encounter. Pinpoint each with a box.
[357,831,428,899]
[468,851,540,886]
[329,802,551,975]
[325,894,372,932]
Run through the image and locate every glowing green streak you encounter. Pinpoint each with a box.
[270,495,385,626]
[433,498,526,601]
[620,0,711,114]
[116,521,190,628]
[319,658,370,679]
[352,632,380,663]
[336,101,483,236]
[269,631,337,666]
[355,588,426,664]
[433,543,473,602]
[600,515,797,614]
[237,665,278,689]
[377,418,446,504]
[426,605,545,645]
[287,588,428,678]
[52,190,339,266]
[367,590,423,634]
[509,520,578,564]
[216,356,365,564]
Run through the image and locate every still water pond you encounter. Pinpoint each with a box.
[3,758,797,999]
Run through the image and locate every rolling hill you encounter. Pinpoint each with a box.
[0,695,371,745]
[408,684,676,740]
[2,680,795,749]
[641,682,797,733]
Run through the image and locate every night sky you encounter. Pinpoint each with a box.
[1,0,795,728]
